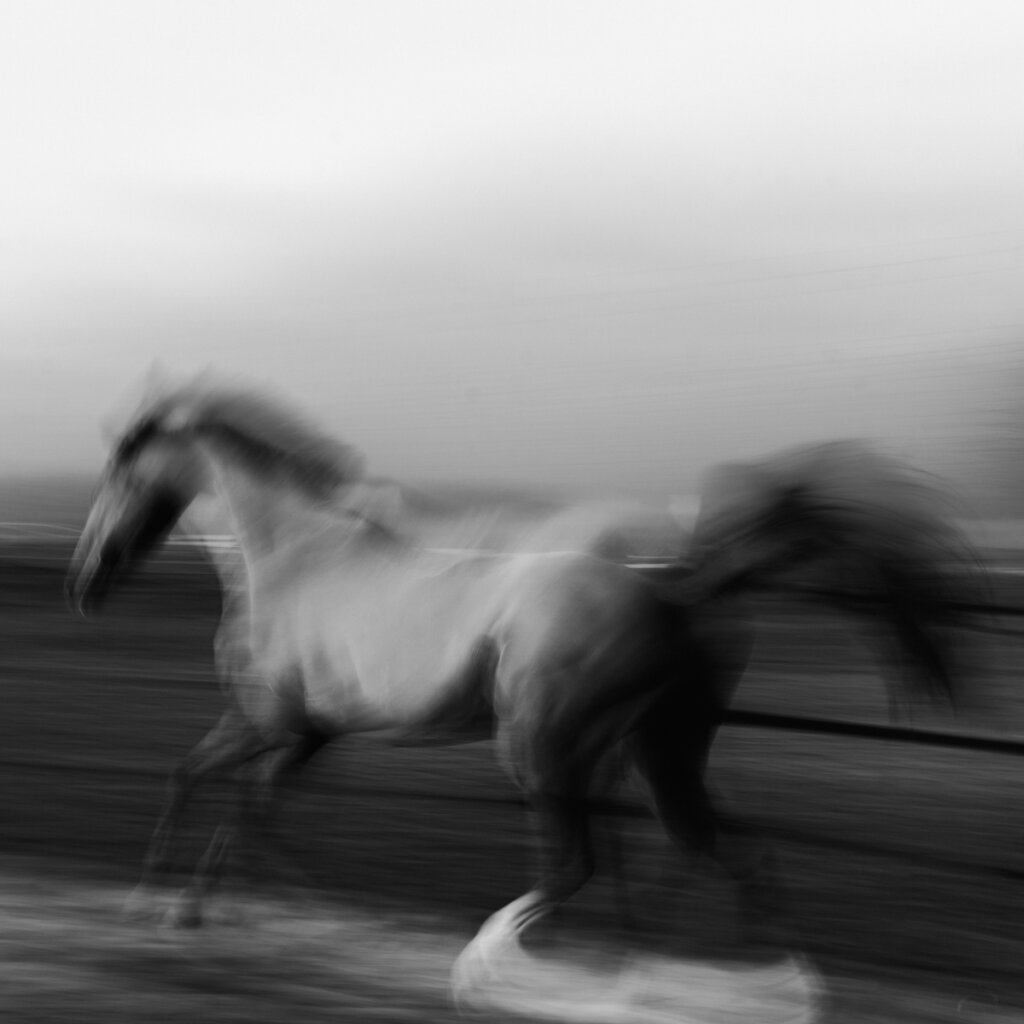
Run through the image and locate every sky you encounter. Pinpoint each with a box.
[2,1,1024,500]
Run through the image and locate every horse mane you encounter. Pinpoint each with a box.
[114,374,365,502]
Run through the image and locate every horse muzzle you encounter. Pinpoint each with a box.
[65,549,112,616]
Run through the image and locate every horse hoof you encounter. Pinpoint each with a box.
[450,946,495,1013]
[213,903,247,927]
[121,885,164,922]
[451,935,525,1014]
[163,897,205,930]
[450,950,477,1010]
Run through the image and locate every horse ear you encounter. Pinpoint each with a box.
[100,368,172,444]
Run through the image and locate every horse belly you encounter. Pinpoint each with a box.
[297,604,495,740]
[255,559,499,738]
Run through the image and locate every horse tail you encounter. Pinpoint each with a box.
[681,440,986,711]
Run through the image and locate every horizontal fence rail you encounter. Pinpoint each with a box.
[723,709,1024,756]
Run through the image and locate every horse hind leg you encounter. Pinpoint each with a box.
[452,792,596,1007]
[453,727,598,1002]
[581,752,635,936]
[629,707,789,950]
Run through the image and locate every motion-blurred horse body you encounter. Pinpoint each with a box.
[66,376,976,1004]
[67,381,734,987]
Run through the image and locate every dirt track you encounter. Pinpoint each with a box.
[2,542,1024,1021]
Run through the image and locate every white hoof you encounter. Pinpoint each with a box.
[451,940,504,1012]
[120,884,168,922]
[449,947,481,1014]
[161,891,205,930]
[450,893,543,1014]
[451,930,526,1011]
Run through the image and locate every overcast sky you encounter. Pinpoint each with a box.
[2,1,1023,496]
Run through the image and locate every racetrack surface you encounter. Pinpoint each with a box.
[2,542,1024,1021]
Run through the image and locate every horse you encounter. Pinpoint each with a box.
[65,378,978,1002]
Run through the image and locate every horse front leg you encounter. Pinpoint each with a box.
[124,706,284,925]
[228,731,333,900]
[172,727,333,926]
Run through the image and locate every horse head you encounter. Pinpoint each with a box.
[66,393,216,613]
[66,374,364,614]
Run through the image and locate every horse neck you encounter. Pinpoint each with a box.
[200,447,337,564]
[177,495,247,592]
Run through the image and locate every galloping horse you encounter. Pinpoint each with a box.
[66,378,977,997]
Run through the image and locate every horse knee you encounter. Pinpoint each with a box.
[168,761,194,794]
